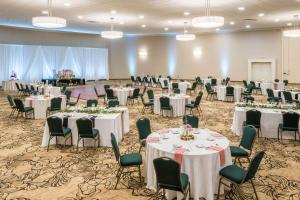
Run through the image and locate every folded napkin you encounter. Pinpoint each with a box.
[174,147,186,164]
[209,145,225,166]
[146,137,160,143]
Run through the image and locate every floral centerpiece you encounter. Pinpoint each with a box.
[64,105,122,115]
[235,102,299,110]
[180,124,195,141]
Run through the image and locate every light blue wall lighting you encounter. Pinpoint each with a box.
[167,39,177,76]
[126,37,137,75]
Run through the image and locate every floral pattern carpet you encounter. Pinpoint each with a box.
[0,81,299,200]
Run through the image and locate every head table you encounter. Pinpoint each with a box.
[154,94,191,117]
[273,90,300,103]
[145,128,232,200]
[42,106,129,148]
[112,87,134,105]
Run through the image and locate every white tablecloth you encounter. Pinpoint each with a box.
[203,79,222,86]
[154,94,191,117]
[179,82,191,94]
[44,86,61,96]
[145,128,232,200]
[274,82,285,91]
[25,95,66,119]
[215,86,244,102]
[112,87,134,105]
[232,106,300,139]
[273,90,300,104]
[260,82,273,95]
[42,110,128,147]
[159,78,169,87]
[2,80,24,91]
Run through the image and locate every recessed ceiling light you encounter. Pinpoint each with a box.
[164,27,169,31]
[41,10,48,15]
[141,24,146,28]
[287,22,292,26]
[238,7,245,11]
[184,12,190,16]
[168,20,173,24]
[216,28,220,31]
[64,2,71,7]
[229,21,235,25]
[77,16,83,19]
[111,10,117,14]
[274,18,280,22]
[139,15,144,19]
[119,21,124,25]
[258,13,265,17]
[245,25,251,28]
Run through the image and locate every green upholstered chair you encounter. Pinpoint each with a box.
[15,82,23,96]
[230,125,257,165]
[217,151,265,200]
[106,88,118,102]
[94,86,106,102]
[46,116,72,151]
[139,86,147,97]
[225,86,234,102]
[283,79,288,86]
[47,97,62,116]
[187,82,198,94]
[111,133,142,189]
[76,118,100,152]
[147,89,154,102]
[127,88,140,105]
[242,80,248,88]
[211,78,217,86]
[131,76,137,85]
[67,93,80,106]
[104,84,111,91]
[108,100,120,108]
[185,92,203,116]
[161,80,169,93]
[173,88,180,94]
[64,90,72,102]
[205,83,217,101]
[14,98,34,119]
[153,157,190,199]
[7,95,16,117]
[278,112,300,142]
[243,110,262,137]
[183,115,199,128]
[250,81,262,94]
[159,96,173,117]
[86,99,98,107]
[172,82,179,89]
[140,96,154,114]
[283,91,299,104]
[241,84,254,101]
[266,88,281,103]
[136,117,151,152]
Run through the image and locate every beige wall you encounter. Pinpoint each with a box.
[0,26,286,82]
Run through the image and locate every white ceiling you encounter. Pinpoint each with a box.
[0,0,300,35]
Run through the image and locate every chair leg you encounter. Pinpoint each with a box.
[217,177,222,200]
[114,167,124,189]
[138,165,142,186]
[76,138,80,153]
[47,136,52,152]
[250,179,259,200]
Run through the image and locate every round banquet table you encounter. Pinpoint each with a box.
[154,94,191,117]
[112,87,134,105]
[215,85,244,102]
[25,95,66,119]
[179,82,191,94]
[145,128,232,200]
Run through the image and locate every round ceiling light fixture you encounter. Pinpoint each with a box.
[192,0,224,28]
[101,17,123,39]
[283,15,300,37]
[32,0,66,28]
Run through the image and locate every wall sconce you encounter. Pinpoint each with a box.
[139,49,148,59]
[193,47,202,58]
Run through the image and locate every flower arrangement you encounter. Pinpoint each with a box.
[180,124,195,141]
[235,102,299,110]
[63,106,122,114]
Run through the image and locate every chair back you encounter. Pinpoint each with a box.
[195,77,201,84]
[183,115,199,128]
[7,95,15,108]
[47,116,64,135]
[15,82,21,91]
[205,83,213,93]
[104,85,110,91]
[244,151,265,182]
[153,157,183,192]
[76,118,94,137]
[50,97,62,110]
[108,100,119,107]
[283,79,288,86]
[194,92,203,107]
[94,87,99,96]
[266,88,275,98]
[160,96,171,108]
[191,82,197,90]
[65,90,72,101]
[283,91,293,103]
[131,76,135,82]
[211,78,217,86]
[106,89,115,98]
[147,89,154,101]
[174,88,180,94]
[167,75,172,81]
[243,80,248,88]
[225,77,230,85]
[246,84,254,94]
[240,126,257,151]
[111,133,121,163]
[172,83,179,89]
[87,99,98,107]
[282,112,300,129]
[226,86,234,96]
[274,79,279,83]
[246,110,261,127]
[163,80,168,87]
[152,77,157,84]
[250,81,256,87]
[133,88,140,98]
[20,83,25,91]
[137,76,142,82]
[14,98,25,111]
[136,117,151,141]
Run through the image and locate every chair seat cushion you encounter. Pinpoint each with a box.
[51,127,71,136]
[68,102,77,106]
[108,96,118,100]
[220,165,246,184]
[185,104,195,108]
[161,106,172,110]
[24,107,34,112]
[180,173,189,190]
[144,102,154,106]
[278,123,299,131]
[120,153,142,166]
[230,146,249,157]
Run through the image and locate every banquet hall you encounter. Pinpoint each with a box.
[0,0,300,199]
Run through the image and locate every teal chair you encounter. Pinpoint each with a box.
[64,90,72,102]
[94,87,106,102]
[86,99,98,107]
[185,92,203,116]
[183,115,199,128]
[187,82,198,94]
[173,88,180,94]
[67,93,80,106]
[205,83,217,101]
[136,117,151,152]
[7,95,16,117]
[108,100,120,108]
[47,97,62,116]
[147,89,154,102]
[159,96,173,117]
[76,118,100,152]
[14,98,34,119]
[153,157,190,199]
[46,116,72,151]
[140,96,154,114]
[111,133,142,189]
[230,126,257,165]
[217,150,265,200]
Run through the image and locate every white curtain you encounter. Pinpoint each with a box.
[0,44,108,85]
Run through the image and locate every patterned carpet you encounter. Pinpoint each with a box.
[0,81,299,200]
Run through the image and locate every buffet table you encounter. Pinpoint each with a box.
[154,94,191,117]
[145,128,232,200]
